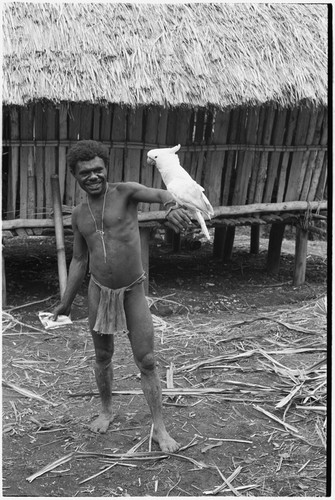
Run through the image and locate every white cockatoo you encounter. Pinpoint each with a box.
[147,144,214,240]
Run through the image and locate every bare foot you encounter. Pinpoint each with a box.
[89,412,114,433]
[153,428,180,453]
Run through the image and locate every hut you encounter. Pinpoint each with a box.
[2,3,328,295]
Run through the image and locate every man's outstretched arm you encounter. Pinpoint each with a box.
[125,182,193,233]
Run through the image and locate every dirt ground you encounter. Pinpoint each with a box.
[2,227,328,497]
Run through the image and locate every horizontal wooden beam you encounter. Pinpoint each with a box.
[212,200,327,218]
[2,200,327,231]
[2,139,327,153]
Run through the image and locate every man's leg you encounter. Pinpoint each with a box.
[125,283,180,453]
[88,280,115,433]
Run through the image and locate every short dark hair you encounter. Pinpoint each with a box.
[67,140,109,173]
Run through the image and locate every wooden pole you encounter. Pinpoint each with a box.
[250,225,260,255]
[7,108,20,219]
[293,226,308,286]
[51,175,67,298]
[213,227,227,259]
[267,223,286,274]
[223,226,235,262]
[2,247,6,308]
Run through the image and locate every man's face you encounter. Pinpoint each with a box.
[73,156,108,197]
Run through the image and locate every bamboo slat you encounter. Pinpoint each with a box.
[190,110,206,187]
[242,108,260,204]
[45,107,58,209]
[109,105,126,184]
[230,107,248,205]
[74,104,88,205]
[65,104,80,206]
[284,106,311,201]
[34,103,46,218]
[58,104,68,204]
[298,108,321,200]
[153,107,169,190]
[245,107,262,255]
[219,108,242,260]
[157,108,169,145]
[204,109,230,206]
[299,149,317,201]
[299,108,324,201]
[263,108,287,202]
[165,108,179,146]
[307,150,326,201]
[312,106,325,144]
[27,172,36,219]
[124,107,142,182]
[126,107,144,208]
[80,103,93,139]
[247,106,266,203]
[100,105,112,142]
[233,108,259,205]
[276,107,299,202]
[193,109,206,144]
[175,108,194,191]
[174,108,193,167]
[19,107,34,218]
[222,108,240,205]
[315,152,328,201]
[93,106,101,140]
[307,109,327,201]
[43,105,58,211]
[142,106,161,211]
[254,107,276,203]
[77,104,94,204]
[7,108,20,219]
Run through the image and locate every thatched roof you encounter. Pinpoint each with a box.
[2,2,328,108]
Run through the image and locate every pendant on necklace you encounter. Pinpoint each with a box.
[87,185,108,263]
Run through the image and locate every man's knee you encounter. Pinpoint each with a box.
[95,345,113,366]
[136,352,156,373]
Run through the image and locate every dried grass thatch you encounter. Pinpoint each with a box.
[2,3,328,107]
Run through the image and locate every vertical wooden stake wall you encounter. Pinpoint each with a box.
[51,175,68,298]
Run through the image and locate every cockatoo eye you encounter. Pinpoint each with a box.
[155,156,158,159]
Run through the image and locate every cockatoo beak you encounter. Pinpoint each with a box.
[147,157,156,166]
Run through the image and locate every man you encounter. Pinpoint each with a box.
[53,140,192,453]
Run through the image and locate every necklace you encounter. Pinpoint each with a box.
[87,185,108,263]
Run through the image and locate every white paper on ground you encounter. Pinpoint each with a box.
[38,311,72,330]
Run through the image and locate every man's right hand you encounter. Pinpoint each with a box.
[52,303,71,321]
